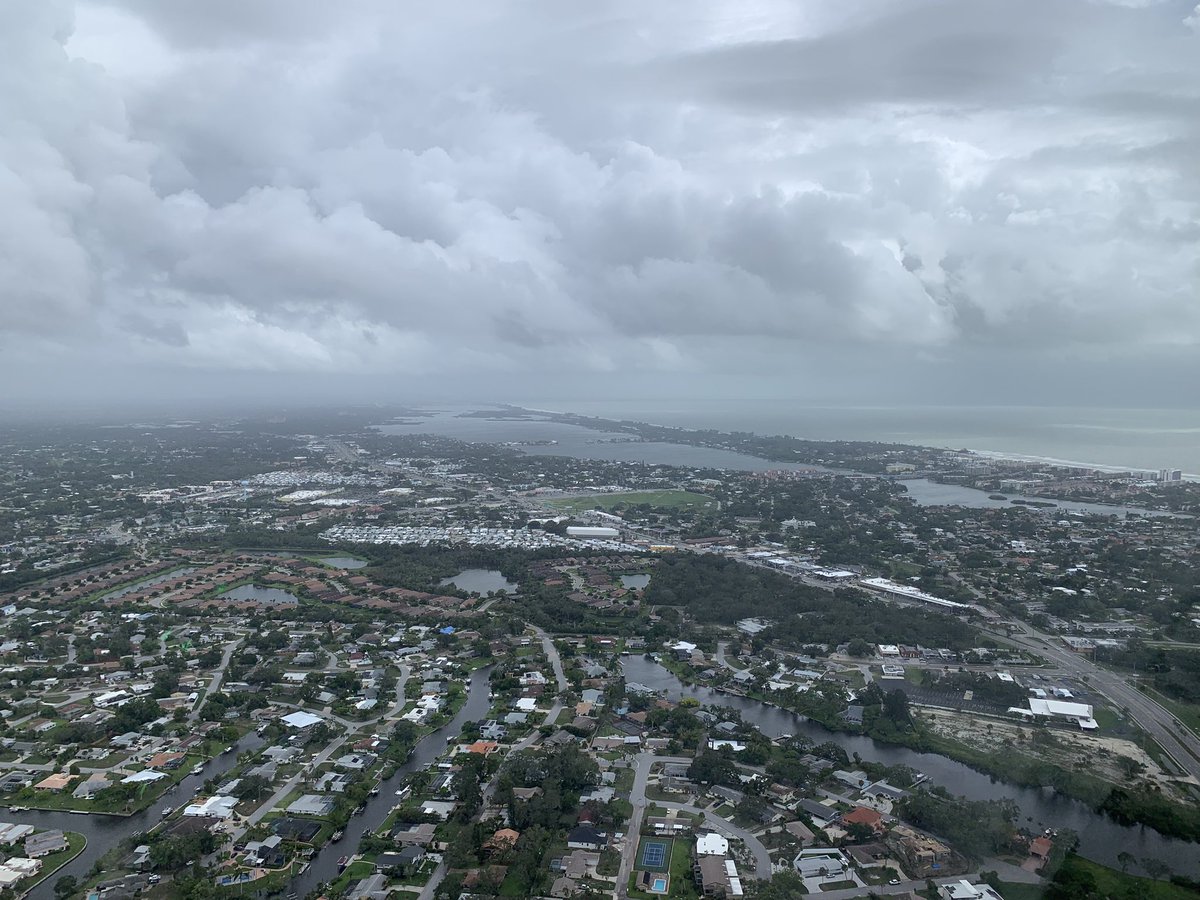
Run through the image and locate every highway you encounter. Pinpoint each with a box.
[992,626,1200,785]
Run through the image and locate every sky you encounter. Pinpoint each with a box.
[2,0,1199,413]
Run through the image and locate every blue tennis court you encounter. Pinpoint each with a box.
[640,840,667,869]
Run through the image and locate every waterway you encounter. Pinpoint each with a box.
[382,409,1174,518]
[287,665,494,896]
[899,479,1178,518]
[25,733,266,900]
[222,584,300,606]
[620,656,1200,877]
[439,568,517,595]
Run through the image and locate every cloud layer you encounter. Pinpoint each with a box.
[2,0,1199,406]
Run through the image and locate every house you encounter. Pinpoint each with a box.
[0,858,41,887]
[419,800,457,820]
[0,824,34,845]
[939,881,1005,900]
[647,817,690,836]
[382,820,432,845]
[34,773,73,793]
[1028,835,1053,868]
[846,843,889,868]
[184,796,238,819]
[281,710,323,729]
[462,740,499,756]
[25,830,69,858]
[887,824,963,878]
[566,824,607,851]
[832,769,870,790]
[840,806,884,834]
[696,833,729,857]
[287,795,336,817]
[862,781,908,803]
[146,751,186,770]
[72,774,111,800]
[484,828,520,856]
[784,820,816,847]
[793,849,849,879]
[347,873,390,900]
[693,856,730,898]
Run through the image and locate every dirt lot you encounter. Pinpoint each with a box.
[918,708,1189,801]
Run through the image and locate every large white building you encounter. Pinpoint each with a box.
[1009,698,1097,729]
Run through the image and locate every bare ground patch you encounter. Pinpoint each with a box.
[917,708,1189,802]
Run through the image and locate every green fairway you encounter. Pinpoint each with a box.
[550,490,711,513]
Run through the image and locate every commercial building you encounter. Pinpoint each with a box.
[1009,698,1098,729]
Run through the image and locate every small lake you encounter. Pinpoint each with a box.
[99,566,196,600]
[900,479,1180,518]
[222,584,299,605]
[439,568,517,594]
[382,409,1174,518]
[315,555,368,570]
[621,573,652,590]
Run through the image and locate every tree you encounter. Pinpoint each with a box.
[845,821,876,843]
[847,638,872,658]
[1116,851,1134,874]
[1141,857,1171,881]
[54,875,77,899]
[688,750,737,786]
[232,774,271,801]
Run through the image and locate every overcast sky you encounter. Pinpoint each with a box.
[3,0,1199,413]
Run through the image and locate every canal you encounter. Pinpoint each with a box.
[621,656,1200,878]
[26,733,267,900]
[286,665,494,896]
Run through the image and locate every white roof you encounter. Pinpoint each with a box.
[696,833,729,857]
[1028,698,1093,718]
[184,795,238,818]
[121,770,167,784]
[281,710,323,729]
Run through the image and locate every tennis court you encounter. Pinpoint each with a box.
[636,837,672,872]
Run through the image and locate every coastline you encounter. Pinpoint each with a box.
[504,402,1200,477]
[504,403,1200,482]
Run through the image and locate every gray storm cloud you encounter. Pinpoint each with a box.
[1,0,1198,406]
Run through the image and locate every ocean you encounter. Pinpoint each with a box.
[510,401,1200,477]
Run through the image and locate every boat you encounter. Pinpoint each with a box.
[369,786,380,796]
[912,772,929,785]
[9,807,27,813]
[161,806,173,817]
[331,830,344,842]
[337,855,349,872]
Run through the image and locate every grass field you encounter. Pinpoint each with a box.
[549,490,711,513]
[1002,855,1200,900]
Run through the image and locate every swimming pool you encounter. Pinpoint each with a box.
[651,876,668,892]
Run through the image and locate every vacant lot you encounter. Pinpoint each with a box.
[920,708,1188,801]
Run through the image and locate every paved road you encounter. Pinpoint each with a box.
[811,866,1041,900]
[189,635,244,723]
[994,627,1200,783]
[533,626,568,693]
[652,800,772,878]
[616,752,653,900]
